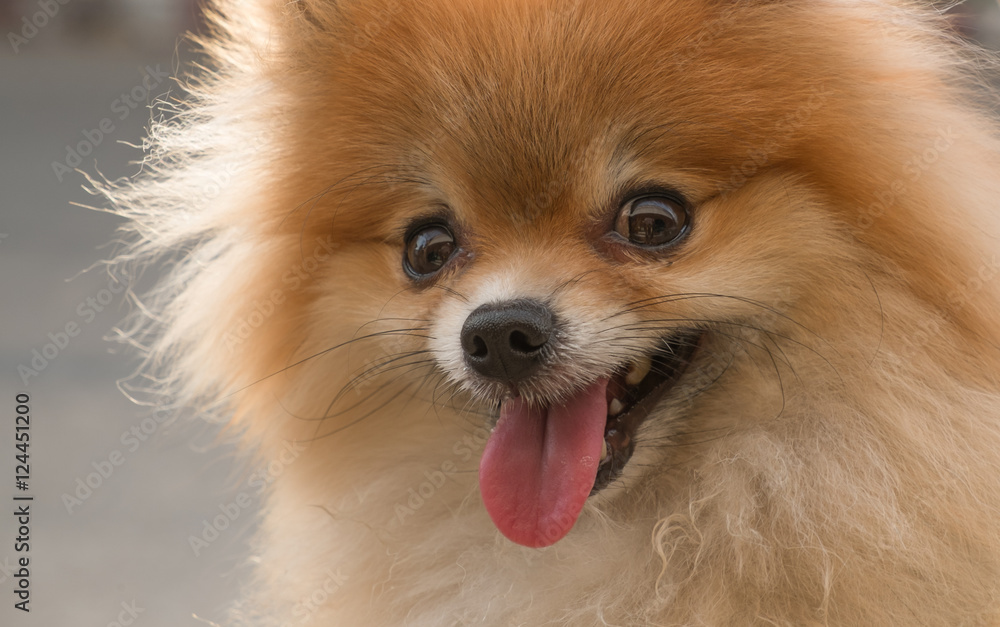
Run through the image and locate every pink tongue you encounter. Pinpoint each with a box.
[479,379,609,548]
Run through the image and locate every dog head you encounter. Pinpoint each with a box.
[239,0,961,547]
[111,0,1000,557]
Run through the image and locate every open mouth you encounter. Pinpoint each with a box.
[595,330,705,492]
[478,329,705,548]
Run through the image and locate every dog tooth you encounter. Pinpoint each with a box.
[600,439,608,462]
[626,355,652,386]
[608,398,625,416]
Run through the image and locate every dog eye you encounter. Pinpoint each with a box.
[404,223,457,278]
[614,195,690,248]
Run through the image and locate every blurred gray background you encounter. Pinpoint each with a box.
[2,2,250,626]
[1,1,999,626]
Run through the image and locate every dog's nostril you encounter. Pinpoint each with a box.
[471,335,489,358]
[509,329,545,353]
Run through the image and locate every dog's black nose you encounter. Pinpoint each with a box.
[461,299,554,384]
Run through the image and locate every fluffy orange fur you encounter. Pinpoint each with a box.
[104,0,1000,624]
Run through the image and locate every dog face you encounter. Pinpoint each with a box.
[260,0,874,548]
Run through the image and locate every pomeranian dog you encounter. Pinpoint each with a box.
[103,0,1000,624]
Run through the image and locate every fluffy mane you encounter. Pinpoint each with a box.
[97,0,1000,624]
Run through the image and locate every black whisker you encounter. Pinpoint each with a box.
[604,292,827,347]
[549,270,601,298]
[318,353,438,418]
[303,381,419,443]
[225,327,431,399]
[431,284,470,303]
